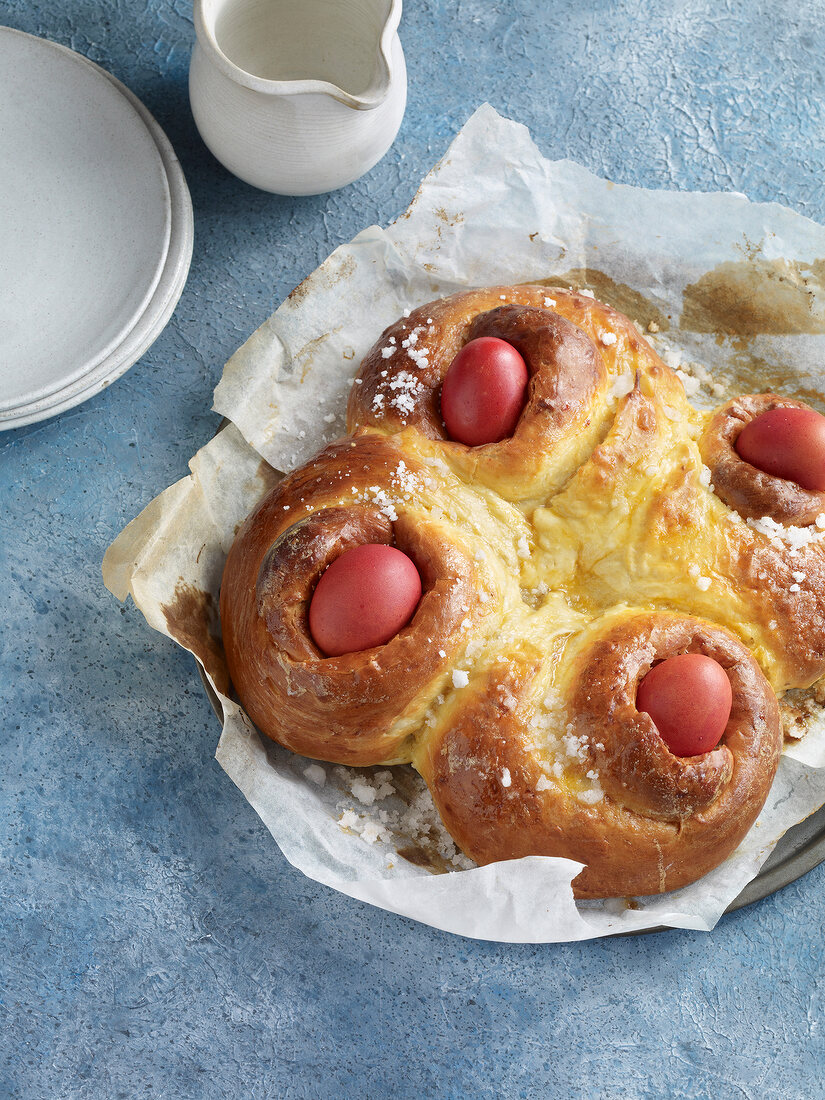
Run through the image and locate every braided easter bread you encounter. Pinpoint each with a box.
[221,284,825,898]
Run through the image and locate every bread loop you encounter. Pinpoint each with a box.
[415,610,781,898]
[348,285,614,503]
[701,393,825,524]
[220,433,496,766]
[566,612,781,823]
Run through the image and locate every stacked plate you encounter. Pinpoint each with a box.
[0,28,193,430]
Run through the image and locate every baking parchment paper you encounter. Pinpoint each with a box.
[104,104,825,941]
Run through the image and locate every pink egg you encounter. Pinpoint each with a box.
[735,406,825,491]
[636,653,732,757]
[308,543,422,657]
[440,337,529,446]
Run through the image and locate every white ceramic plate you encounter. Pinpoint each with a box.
[0,29,193,429]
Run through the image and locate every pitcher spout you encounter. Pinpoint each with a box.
[195,0,403,110]
[345,0,403,110]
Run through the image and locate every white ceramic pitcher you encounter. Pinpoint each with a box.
[189,0,406,195]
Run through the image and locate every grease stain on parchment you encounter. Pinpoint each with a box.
[534,268,671,332]
[293,329,339,383]
[286,255,357,308]
[681,257,825,335]
[708,347,825,413]
[255,458,283,494]
[382,766,457,875]
[162,581,229,696]
[396,844,449,873]
[435,206,464,227]
[779,680,825,745]
[433,206,465,243]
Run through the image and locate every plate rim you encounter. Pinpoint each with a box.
[0,29,194,430]
[0,27,172,412]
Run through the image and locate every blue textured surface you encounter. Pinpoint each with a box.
[2,1,825,1097]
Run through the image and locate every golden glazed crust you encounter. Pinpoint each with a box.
[348,285,624,504]
[414,610,781,899]
[220,284,824,898]
[220,432,503,766]
[531,379,825,691]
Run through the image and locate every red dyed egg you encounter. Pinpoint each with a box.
[735,406,825,492]
[636,653,732,757]
[440,337,529,446]
[308,544,422,657]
